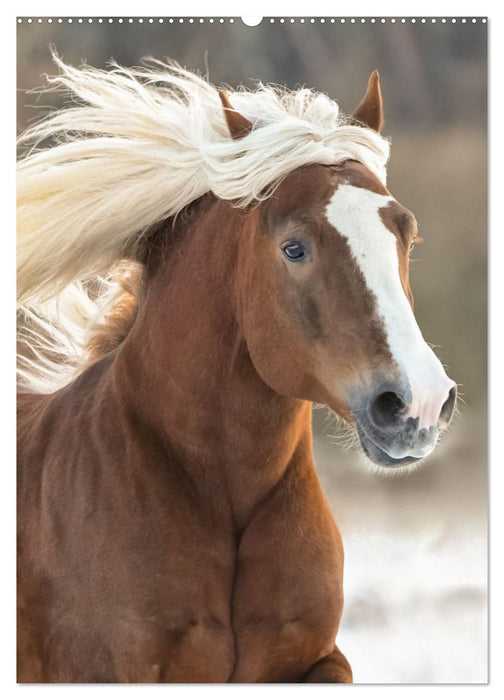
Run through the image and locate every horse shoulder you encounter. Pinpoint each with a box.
[17,361,238,682]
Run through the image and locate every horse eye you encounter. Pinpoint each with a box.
[282,241,308,262]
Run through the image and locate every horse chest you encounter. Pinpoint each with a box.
[107,543,338,683]
[21,500,339,682]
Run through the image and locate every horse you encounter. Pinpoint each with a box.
[16,56,457,683]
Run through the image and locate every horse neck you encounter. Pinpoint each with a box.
[113,198,313,520]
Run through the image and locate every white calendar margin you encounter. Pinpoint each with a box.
[3,3,500,698]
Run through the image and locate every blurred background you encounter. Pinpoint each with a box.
[17,17,487,683]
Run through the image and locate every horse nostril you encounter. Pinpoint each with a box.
[439,385,457,428]
[369,390,406,430]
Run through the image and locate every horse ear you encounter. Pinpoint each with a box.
[352,71,384,133]
[218,90,253,140]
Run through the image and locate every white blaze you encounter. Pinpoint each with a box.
[325,184,453,432]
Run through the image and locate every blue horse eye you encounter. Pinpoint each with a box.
[282,241,308,262]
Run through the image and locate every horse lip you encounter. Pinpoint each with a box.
[354,418,423,468]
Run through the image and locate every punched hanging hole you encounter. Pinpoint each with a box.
[241,16,263,26]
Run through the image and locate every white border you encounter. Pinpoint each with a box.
[3,1,500,697]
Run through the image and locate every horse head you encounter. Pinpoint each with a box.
[222,74,456,468]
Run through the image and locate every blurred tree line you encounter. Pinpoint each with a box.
[17,19,486,131]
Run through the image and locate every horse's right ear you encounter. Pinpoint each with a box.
[218,91,253,140]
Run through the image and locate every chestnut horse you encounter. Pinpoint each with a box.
[17,58,456,682]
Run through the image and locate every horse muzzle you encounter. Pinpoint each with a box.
[350,379,457,467]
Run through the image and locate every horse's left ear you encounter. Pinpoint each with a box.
[218,90,253,140]
[352,71,384,133]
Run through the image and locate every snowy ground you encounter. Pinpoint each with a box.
[339,525,487,683]
[313,407,488,683]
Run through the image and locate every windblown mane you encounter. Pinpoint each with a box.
[17,52,390,393]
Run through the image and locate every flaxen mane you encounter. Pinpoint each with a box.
[17,52,390,393]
